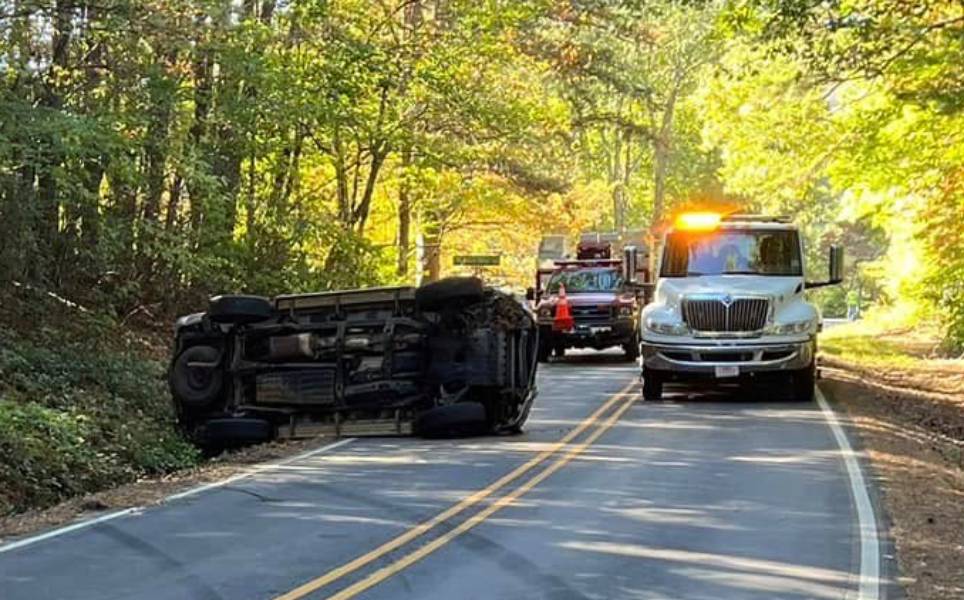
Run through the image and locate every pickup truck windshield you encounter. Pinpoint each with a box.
[546,268,623,293]
[661,229,802,277]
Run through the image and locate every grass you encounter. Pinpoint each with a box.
[821,305,957,370]
[0,285,199,516]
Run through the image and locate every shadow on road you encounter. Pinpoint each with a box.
[545,349,807,405]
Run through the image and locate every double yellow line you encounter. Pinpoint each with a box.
[275,381,638,600]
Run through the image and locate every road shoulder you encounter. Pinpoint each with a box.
[0,436,342,545]
[820,378,963,600]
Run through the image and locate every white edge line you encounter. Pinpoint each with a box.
[0,437,356,555]
[816,386,881,600]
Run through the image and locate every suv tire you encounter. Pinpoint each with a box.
[416,402,488,438]
[415,277,485,311]
[203,418,274,448]
[170,345,223,406]
[209,295,273,325]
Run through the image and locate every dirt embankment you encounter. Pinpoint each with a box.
[820,355,964,600]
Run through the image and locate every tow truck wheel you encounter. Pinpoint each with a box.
[642,368,663,401]
[791,363,816,402]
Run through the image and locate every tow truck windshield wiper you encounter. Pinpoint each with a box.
[723,270,798,276]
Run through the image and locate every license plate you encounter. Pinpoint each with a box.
[589,326,611,334]
[714,365,739,378]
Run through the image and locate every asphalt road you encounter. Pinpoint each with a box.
[0,352,890,600]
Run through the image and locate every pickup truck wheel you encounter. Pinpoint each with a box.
[642,368,663,401]
[537,340,551,363]
[622,339,640,361]
[170,345,223,406]
[552,343,566,359]
[791,364,816,402]
[209,295,273,325]
[415,277,485,311]
[416,402,488,438]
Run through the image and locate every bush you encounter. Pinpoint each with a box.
[0,323,199,516]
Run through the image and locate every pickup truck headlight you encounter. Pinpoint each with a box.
[537,307,554,319]
[768,319,816,336]
[616,305,635,317]
[644,317,688,336]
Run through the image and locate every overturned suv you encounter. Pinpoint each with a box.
[169,278,538,447]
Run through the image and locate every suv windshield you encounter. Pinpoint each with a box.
[661,229,802,277]
[546,268,623,293]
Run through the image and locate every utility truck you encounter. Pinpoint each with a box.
[529,232,652,362]
[639,213,844,401]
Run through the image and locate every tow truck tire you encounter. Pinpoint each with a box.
[209,294,273,325]
[416,402,488,438]
[642,368,663,401]
[416,277,485,311]
[791,364,816,402]
[170,345,223,406]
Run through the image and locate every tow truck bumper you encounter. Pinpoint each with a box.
[640,339,814,376]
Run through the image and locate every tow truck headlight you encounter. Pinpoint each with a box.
[644,317,688,336]
[768,319,816,336]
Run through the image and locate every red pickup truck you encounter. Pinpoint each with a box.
[527,234,651,362]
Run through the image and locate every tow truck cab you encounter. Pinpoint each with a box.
[639,213,844,401]
[529,232,651,362]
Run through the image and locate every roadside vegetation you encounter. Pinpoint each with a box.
[0,286,198,516]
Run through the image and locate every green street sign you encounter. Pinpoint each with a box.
[454,255,501,267]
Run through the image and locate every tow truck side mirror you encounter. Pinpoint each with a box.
[805,245,845,289]
[829,245,844,284]
[525,287,536,302]
[623,246,639,283]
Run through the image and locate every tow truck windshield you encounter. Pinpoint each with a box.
[546,268,623,293]
[661,229,802,277]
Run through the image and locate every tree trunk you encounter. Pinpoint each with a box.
[397,148,413,277]
[419,204,444,283]
[143,50,178,224]
[35,0,73,283]
[651,86,679,268]
[611,125,624,232]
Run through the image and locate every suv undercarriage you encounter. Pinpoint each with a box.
[169,278,539,447]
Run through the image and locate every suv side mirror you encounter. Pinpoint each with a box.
[805,245,845,289]
[623,246,639,283]
[525,287,536,301]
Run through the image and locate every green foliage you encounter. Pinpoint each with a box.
[0,0,960,354]
[0,323,199,515]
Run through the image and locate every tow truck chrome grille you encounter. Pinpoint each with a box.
[681,297,769,333]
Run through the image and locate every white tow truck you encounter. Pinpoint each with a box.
[639,213,844,401]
